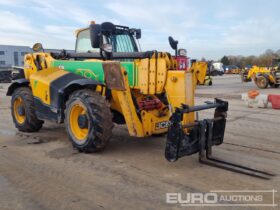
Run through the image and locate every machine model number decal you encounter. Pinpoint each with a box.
[155,121,171,130]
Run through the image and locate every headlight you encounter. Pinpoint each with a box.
[101,44,113,53]
[178,48,187,56]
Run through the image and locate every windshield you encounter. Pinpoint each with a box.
[76,29,139,53]
[111,34,136,52]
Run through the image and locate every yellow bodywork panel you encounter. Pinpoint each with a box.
[111,64,173,137]
[114,68,145,137]
[189,61,208,86]
[149,58,156,94]
[141,110,170,136]
[138,58,149,94]
[268,74,276,83]
[247,66,270,79]
[165,71,195,124]
[112,85,171,136]
[24,54,40,79]
[137,57,169,94]
[112,61,196,136]
[29,68,68,105]
[156,59,167,94]
[24,52,55,80]
[110,90,124,114]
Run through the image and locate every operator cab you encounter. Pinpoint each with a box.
[75,22,141,54]
[50,22,176,63]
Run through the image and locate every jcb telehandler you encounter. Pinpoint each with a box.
[7,22,273,179]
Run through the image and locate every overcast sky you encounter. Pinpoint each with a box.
[0,0,279,60]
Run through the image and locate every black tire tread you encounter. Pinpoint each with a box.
[256,76,269,89]
[11,87,43,132]
[66,89,113,152]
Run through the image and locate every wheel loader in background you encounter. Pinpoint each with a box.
[241,59,280,89]
[7,22,274,179]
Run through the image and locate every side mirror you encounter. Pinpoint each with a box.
[32,43,44,52]
[90,22,115,48]
[136,29,141,39]
[168,36,178,57]
[178,48,187,56]
[90,24,101,48]
[168,36,178,51]
[100,22,115,35]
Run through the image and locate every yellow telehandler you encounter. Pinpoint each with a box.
[7,22,273,179]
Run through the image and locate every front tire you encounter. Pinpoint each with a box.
[65,89,113,152]
[255,76,269,89]
[11,87,43,132]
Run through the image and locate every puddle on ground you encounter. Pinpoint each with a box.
[15,133,58,144]
[27,137,49,144]
[47,147,79,159]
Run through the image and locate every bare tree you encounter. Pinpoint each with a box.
[221,49,280,68]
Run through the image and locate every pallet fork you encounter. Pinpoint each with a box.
[165,99,275,179]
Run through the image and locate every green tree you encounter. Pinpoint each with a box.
[221,56,230,66]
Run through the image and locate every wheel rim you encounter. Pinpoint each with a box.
[260,78,265,87]
[69,103,89,142]
[13,96,26,124]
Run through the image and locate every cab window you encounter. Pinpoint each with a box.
[76,29,97,52]
[76,29,138,53]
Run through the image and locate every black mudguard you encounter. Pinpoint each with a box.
[48,74,103,123]
[6,78,29,96]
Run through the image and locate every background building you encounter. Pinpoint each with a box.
[0,45,74,68]
[0,45,31,68]
[0,45,75,82]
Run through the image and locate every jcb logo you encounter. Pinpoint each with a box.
[155,121,170,130]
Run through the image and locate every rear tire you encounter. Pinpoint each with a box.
[65,89,113,152]
[255,76,269,89]
[269,82,279,88]
[11,87,43,132]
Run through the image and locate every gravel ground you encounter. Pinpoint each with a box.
[0,75,279,210]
